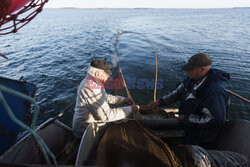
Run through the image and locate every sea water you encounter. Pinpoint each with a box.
[0,8,249,126]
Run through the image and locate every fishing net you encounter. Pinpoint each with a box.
[95,120,248,167]
[110,31,158,102]
[0,0,48,35]
[96,120,182,167]
[110,32,165,118]
[174,145,249,167]
[110,32,132,99]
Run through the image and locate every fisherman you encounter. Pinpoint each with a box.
[72,59,140,139]
[150,53,230,149]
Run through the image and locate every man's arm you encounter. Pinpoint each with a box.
[107,94,134,105]
[82,88,133,122]
[159,83,184,106]
[106,94,125,104]
[183,86,227,129]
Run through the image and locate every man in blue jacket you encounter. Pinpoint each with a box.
[150,53,230,149]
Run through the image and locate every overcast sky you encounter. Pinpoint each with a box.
[45,0,250,8]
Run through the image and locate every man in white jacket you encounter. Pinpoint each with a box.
[72,59,140,138]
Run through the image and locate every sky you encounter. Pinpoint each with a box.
[45,0,250,8]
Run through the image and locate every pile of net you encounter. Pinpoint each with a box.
[173,145,248,167]
[95,120,248,167]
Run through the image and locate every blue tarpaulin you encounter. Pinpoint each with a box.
[0,77,36,155]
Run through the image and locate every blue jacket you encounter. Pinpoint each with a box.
[159,68,230,148]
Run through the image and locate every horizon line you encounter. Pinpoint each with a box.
[44,7,250,9]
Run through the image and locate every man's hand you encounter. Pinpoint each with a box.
[131,105,140,113]
[149,100,159,110]
[123,97,134,105]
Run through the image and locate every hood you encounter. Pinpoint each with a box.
[182,68,230,92]
[207,68,230,82]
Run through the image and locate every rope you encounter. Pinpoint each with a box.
[226,89,250,103]
[111,30,250,111]
[0,84,57,165]
[0,84,39,129]
[112,31,158,102]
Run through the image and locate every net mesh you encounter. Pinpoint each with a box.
[0,0,48,35]
[95,121,249,167]
[96,120,182,167]
[110,33,132,99]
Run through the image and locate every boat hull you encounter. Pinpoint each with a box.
[0,118,77,165]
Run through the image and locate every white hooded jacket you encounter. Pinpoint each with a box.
[72,67,132,138]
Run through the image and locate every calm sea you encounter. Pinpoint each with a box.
[0,8,249,126]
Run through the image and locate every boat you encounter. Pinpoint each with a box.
[0,110,249,166]
[0,2,249,166]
